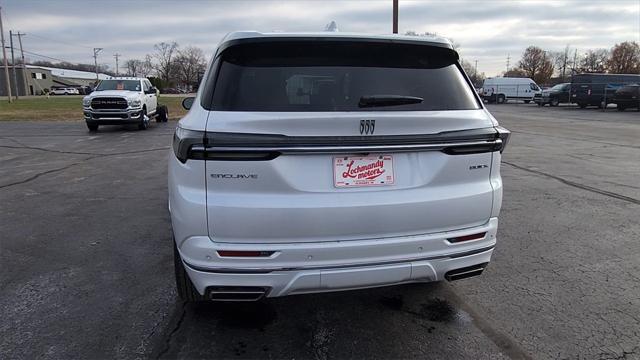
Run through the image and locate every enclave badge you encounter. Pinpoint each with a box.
[360,120,375,135]
[211,174,258,179]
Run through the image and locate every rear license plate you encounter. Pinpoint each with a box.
[334,155,395,187]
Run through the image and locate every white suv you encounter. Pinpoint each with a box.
[169,31,510,301]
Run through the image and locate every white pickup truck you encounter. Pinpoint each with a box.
[82,77,168,131]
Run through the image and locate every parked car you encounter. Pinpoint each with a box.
[612,84,640,111]
[535,83,571,106]
[482,77,541,104]
[50,87,80,95]
[82,77,168,131]
[571,73,640,108]
[169,31,510,302]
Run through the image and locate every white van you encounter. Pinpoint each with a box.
[482,77,541,104]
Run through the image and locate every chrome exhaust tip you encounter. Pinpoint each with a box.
[445,263,488,281]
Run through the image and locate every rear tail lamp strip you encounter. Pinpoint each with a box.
[173,126,510,163]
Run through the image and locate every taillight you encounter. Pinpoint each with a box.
[172,127,206,163]
[447,232,486,243]
[172,128,279,163]
[494,126,510,153]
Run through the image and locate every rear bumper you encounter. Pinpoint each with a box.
[177,217,498,298]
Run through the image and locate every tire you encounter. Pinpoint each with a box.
[86,122,98,132]
[156,105,168,122]
[138,108,148,130]
[578,102,587,109]
[174,240,205,302]
[617,105,625,112]
[537,102,543,107]
[497,95,505,104]
[524,100,530,104]
[550,98,560,107]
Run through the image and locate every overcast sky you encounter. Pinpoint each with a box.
[3,0,639,76]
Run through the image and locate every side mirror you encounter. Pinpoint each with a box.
[182,97,195,110]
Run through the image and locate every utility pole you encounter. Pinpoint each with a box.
[0,7,13,102]
[506,54,510,73]
[15,32,27,95]
[93,48,103,82]
[572,49,578,75]
[392,0,398,34]
[474,60,478,76]
[9,30,18,98]
[113,53,121,76]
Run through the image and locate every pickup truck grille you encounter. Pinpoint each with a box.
[91,97,128,110]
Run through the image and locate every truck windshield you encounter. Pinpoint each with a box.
[96,80,141,92]
[207,41,480,111]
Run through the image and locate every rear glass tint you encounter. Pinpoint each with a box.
[206,41,479,111]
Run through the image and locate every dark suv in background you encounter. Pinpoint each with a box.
[612,84,640,111]
[535,83,570,106]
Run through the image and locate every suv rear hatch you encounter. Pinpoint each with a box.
[201,39,501,244]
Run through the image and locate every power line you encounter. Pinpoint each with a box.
[26,32,93,49]
[6,47,71,63]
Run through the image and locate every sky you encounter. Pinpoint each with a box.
[2,0,639,76]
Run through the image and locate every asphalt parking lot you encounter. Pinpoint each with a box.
[1,104,639,359]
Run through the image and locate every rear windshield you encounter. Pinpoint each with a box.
[205,41,479,111]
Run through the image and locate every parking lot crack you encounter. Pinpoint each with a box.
[154,301,187,360]
[0,156,98,190]
[0,147,170,190]
[503,161,640,205]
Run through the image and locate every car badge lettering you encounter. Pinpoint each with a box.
[210,174,258,179]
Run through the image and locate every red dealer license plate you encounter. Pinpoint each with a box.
[334,155,395,188]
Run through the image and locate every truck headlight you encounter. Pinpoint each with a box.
[82,98,91,107]
[128,99,142,108]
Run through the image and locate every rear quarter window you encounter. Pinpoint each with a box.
[203,41,480,112]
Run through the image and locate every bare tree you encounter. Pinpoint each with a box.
[152,42,179,83]
[174,46,207,89]
[606,41,640,74]
[141,55,154,77]
[504,67,526,78]
[551,45,573,81]
[460,59,484,87]
[579,49,609,73]
[517,46,554,84]
[124,59,143,77]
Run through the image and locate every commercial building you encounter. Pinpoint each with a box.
[0,65,110,96]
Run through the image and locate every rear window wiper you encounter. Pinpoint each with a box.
[358,95,423,108]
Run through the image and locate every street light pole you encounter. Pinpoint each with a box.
[392,0,398,34]
[9,30,18,98]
